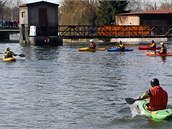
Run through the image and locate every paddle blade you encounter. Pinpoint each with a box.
[125,98,136,104]
[18,54,25,57]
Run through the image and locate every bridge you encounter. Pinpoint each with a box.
[58,25,172,39]
[0,25,172,41]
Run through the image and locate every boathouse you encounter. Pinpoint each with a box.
[115,9,172,26]
[19,1,62,46]
[97,9,172,43]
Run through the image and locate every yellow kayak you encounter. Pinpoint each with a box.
[2,57,16,62]
[78,47,106,51]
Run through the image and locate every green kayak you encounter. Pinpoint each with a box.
[136,99,172,120]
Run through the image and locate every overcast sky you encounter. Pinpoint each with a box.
[25,0,165,5]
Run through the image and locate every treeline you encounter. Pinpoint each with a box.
[0,0,172,25]
[0,0,24,21]
[59,0,172,26]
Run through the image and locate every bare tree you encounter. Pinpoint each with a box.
[127,0,158,11]
[0,0,7,19]
[159,0,172,9]
[59,0,97,25]
[2,0,24,20]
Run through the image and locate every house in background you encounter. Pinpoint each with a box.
[19,1,62,46]
[115,9,172,26]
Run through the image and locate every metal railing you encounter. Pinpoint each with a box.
[0,25,172,38]
[58,25,172,38]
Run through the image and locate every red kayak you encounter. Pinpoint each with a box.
[138,45,161,50]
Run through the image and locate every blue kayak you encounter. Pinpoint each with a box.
[107,47,133,52]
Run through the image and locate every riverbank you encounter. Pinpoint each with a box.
[63,37,171,45]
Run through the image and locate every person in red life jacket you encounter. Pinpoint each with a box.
[139,78,168,111]
[89,39,96,49]
[150,40,156,48]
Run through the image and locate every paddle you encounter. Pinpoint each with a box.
[14,54,25,57]
[125,98,143,105]
[0,53,25,57]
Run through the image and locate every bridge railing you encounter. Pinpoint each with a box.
[58,25,172,38]
[0,25,172,38]
[0,20,19,28]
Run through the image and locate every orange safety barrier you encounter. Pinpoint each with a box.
[97,26,151,36]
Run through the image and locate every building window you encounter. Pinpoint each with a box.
[22,12,25,17]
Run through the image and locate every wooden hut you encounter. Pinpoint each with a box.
[115,9,172,26]
[19,1,62,46]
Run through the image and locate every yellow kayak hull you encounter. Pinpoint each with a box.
[78,47,106,51]
[2,57,16,62]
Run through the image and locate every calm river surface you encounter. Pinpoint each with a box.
[0,42,172,129]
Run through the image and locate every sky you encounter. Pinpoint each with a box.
[25,0,165,5]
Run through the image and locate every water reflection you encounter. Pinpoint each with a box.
[20,46,59,60]
[160,56,167,62]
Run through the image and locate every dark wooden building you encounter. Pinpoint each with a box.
[115,9,172,26]
[19,1,62,46]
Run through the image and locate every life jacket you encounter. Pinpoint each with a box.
[4,51,13,58]
[159,46,167,54]
[147,85,168,111]
[150,42,156,48]
[119,44,125,49]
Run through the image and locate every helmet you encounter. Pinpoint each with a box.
[90,39,93,42]
[160,42,164,45]
[150,78,159,87]
[6,47,10,51]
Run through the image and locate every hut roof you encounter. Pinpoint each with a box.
[117,9,172,16]
[19,1,59,7]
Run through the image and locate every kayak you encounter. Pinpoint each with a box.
[2,57,16,62]
[136,99,172,120]
[78,47,106,51]
[138,45,161,50]
[145,52,172,56]
[107,47,133,52]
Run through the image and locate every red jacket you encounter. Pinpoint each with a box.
[89,42,96,49]
[147,85,168,111]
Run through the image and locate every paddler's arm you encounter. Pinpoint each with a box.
[139,90,151,100]
[11,51,17,56]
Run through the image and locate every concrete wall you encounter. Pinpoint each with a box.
[19,7,28,25]
[115,15,140,25]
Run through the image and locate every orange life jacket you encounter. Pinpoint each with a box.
[147,85,168,111]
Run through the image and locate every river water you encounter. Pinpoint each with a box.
[0,42,172,129]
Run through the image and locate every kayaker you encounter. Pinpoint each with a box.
[139,78,168,111]
[150,40,156,48]
[118,41,125,49]
[89,39,96,49]
[3,47,17,58]
[158,42,167,54]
